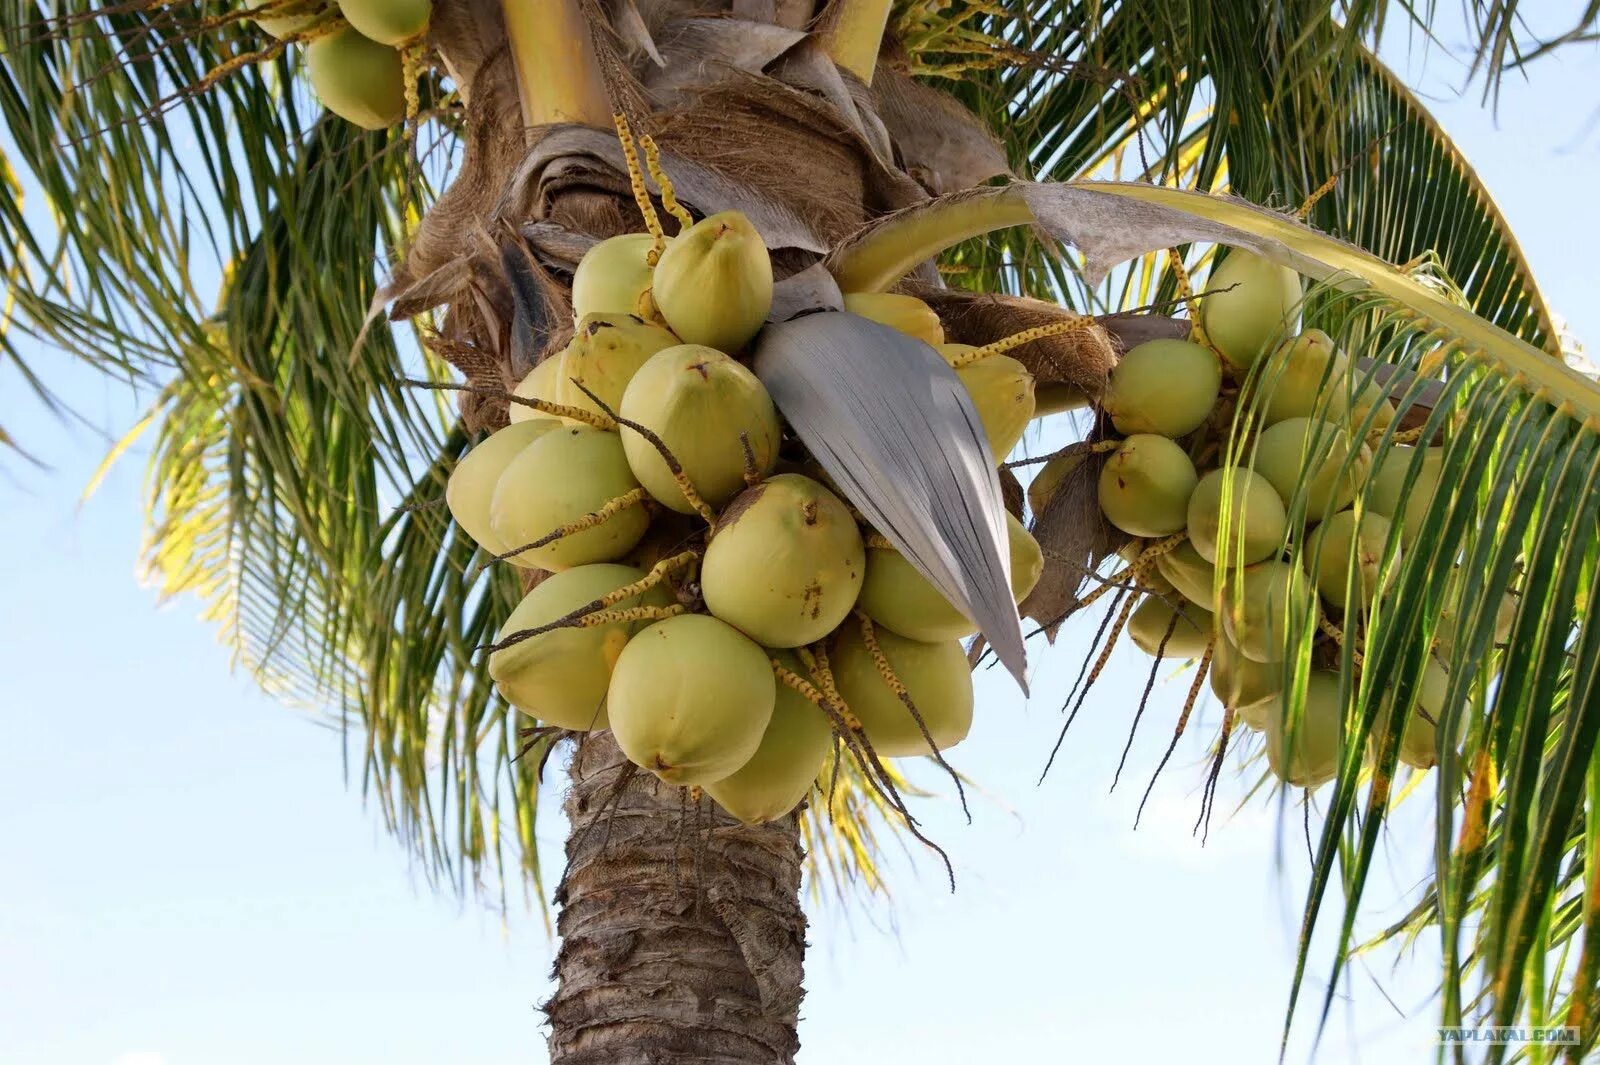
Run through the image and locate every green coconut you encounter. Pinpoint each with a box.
[1348,370,1398,433]
[1251,416,1370,520]
[842,292,944,347]
[1127,595,1213,658]
[1305,509,1395,610]
[1370,659,1455,770]
[1251,329,1351,425]
[489,425,650,570]
[1155,538,1219,609]
[948,349,1036,460]
[1097,434,1198,537]
[1027,450,1084,515]
[487,563,671,731]
[1265,671,1344,788]
[570,233,666,321]
[704,653,833,824]
[510,354,580,425]
[1219,559,1320,663]
[445,419,560,554]
[338,0,430,45]
[1435,578,1516,656]
[1209,636,1280,730]
[618,344,781,513]
[857,512,1042,641]
[1200,250,1303,371]
[1365,445,1444,547]
[1185,466,1288,566]
[608,614,776,785]
[651,211,773,353]
[306,27,405,130]
[1102,338,1221,438]
[701,474,866,647]
[830,624,974,758]
[555,313,680,417]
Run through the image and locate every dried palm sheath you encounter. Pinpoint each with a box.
[753,311,1028,689]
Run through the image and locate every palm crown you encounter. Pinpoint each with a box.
[3,0,1599,1055]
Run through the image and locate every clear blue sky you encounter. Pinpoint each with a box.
[3,16,1597,1065]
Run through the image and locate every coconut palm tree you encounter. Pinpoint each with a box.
[3,1,1599,1061]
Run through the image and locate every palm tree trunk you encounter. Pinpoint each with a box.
[546,732,807,1064]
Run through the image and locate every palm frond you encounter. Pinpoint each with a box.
[910,1,1560,354]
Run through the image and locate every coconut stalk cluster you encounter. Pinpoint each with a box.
[250,0,431,130]
[1031,251,1515,790]
[445,156,1050,826]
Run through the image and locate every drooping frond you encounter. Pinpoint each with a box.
[903,1,1559,354]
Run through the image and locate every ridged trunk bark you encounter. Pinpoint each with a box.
[545,731,807,1064]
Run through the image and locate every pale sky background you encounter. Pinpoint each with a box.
[3,10,1598,1065]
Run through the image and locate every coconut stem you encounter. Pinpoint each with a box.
[822,0,893,85]
[483,604,685,656]
[477,488,650,570]
[854,613,971,823]
[612,113,668,263]
[640,135,693,232]
[947,317,1101,368]
[503,0,611,131]
[401,378,615,430]
[1135,641,1215,826]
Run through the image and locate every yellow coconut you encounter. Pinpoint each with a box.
[1027,450,1084,515]
[830,624,974,758]
[1265,672,1344,788]
[701,474,866,647]
[618,344,781,513]
[1209,636,1280,730]
[608,614,776,785]
[488,425,649,570]
[1127,595,1213,658]
[1305,510,1395,610]
[1185,466,1288,566]
[946,348,1036,460]
[1219,559,1321,663]
[1155,538,1219,609]
[1365,445,1444,547]
[571,233,666,321]
[1250,329,1352,425]
[1102,338,1221,438]
[1251,416,1370,520]
[306,26,405,131]
[337,0,430,45]
[651,210,773,353]
[704,653,833,824]
[445,420,561,554]
[488,563,671,731]
[1097,434,1198,538]
[555,313,680,417]
[842,292,944,347]
[510,355,580,425]
[1200,250,1303,371]
[857,512,1042,641]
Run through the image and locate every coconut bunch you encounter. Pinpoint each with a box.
[250,0,431,131]
[1030,250,1516,791]
[445,207,1046,826]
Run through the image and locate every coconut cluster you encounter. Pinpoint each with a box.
[1037,250,1508,789]
[252,0,430,131]
[446,211,1045,825]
